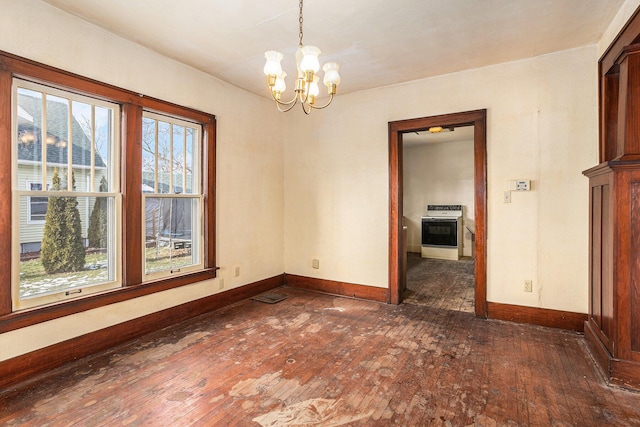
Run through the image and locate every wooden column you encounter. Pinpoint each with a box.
[0,69,12,316]
[585,22,640,389]
[616,47,640,160]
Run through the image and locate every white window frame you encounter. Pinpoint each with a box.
[141,111,204,282]
[11,79,122,310]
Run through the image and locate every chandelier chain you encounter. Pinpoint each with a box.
[298,0,304,47]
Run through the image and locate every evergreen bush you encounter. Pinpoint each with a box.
[40,169,86,274]
[87,176,108,248]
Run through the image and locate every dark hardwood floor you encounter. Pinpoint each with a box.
[403,252,475,313]
[1,284,639,426]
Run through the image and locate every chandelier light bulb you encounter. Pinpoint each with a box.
[263,51,283,77]
[308,75,320,97]
[299,45,321,74]
[323,62,341,87]
[273,71,287,93]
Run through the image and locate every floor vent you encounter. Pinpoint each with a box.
[251,292,288,304]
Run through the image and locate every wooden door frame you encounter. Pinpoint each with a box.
[388,109,487,317]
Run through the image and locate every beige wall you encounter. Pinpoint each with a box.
[284,45,599,314]
[403,140,475,256]
[0,0,284,361]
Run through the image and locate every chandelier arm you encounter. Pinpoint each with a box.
[300,101,312,115]
[269,88,300,107]
[276,98,300,113]
[300,88,311,105]
[307,94,335,110]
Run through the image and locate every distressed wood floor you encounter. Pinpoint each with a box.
[403,253,475,312]
[1,287,639,426]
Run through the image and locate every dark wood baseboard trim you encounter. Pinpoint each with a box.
[611,357,640,390]
[584,320,611,379]
[486,302,587,331]
[0,275,284,390]
[284,274,389,303]
[584,320,640,390]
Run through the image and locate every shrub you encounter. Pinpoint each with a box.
[40,169,86,274]
[87,176,108,248]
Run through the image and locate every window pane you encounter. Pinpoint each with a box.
[18,195,116,299]
[185,127,195,194]
[17,88,44,181]
[71,101,93,186]
[144,197,199,275]
[142,116,156,193]
[45,94,69,186]
[157,121,171,194]
[173,125,184,194]
[94,106,112,191]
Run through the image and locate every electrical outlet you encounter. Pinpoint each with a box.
[524,280,533,292]
[312,259,320,269]
[234,266,240,277]
[219,279,224,289]
[504,191,511,203]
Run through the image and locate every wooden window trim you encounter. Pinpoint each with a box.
[0,51,217,334]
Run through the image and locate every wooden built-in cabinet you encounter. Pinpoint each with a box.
[584,8,640,390]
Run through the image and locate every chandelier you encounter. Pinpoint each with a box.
[263,0,341,114]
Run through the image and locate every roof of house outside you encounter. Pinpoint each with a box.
[17,93,107,169]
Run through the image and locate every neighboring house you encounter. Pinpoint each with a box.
[16,93,107,253]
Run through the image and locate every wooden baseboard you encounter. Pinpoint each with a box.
[611,357,640,390]
[0,274,284,390]
[584,319,640,390]
[486,302,587,331]
[584,320,611,378]
[284,274,389,303]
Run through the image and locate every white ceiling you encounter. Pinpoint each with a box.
[42,0,623,99]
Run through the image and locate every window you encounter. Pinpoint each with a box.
[0,51,216,327]
[13,79,121,310]
[142,112,203,280]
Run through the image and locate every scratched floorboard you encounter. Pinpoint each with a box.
[403,252,475,313]
[1,285,639,426]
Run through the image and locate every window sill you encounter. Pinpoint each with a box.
[0,267,218,334]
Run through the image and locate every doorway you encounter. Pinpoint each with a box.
[388,109,487,318]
